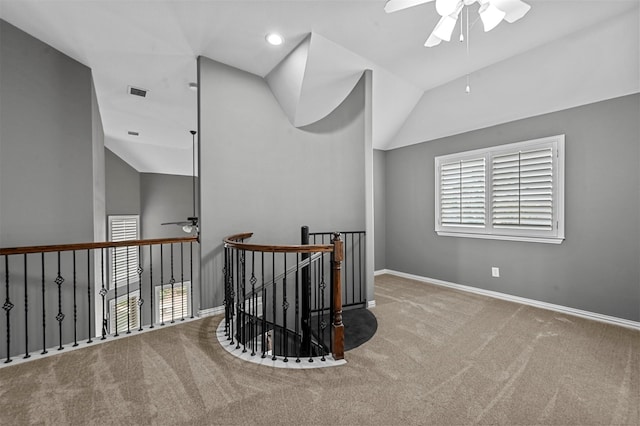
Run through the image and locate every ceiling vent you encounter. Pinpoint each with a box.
[127,86,148,97]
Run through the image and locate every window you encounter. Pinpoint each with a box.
[109,291,140,334]
[435,135,564,244]
[156,282,191,323]
[108,215,139,288]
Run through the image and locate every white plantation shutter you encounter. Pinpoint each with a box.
[109,291,140,334]
[440,158,485,226]
[109,216,139,288]
[156,283,190,323]
[435,135,564,243]
[492,147,553,229]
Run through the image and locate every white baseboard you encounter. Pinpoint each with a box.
[367,300,376,308]
[374,269,390,276]
[198,305,225,317]
[380,270,640,331]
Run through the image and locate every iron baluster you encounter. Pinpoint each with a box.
[282,254,288,362]
[114,247,119,336]
[55,251,64,350]
[169,243,175,324]
[351,233,355,306]
[126,243,131,334]
[3,256,13,363]
[295,252,300,363]
[137,246,143,332]
[87,249,92,344]
[41,253,47,353]
[180,242,184,321]
[271,252,276,361]
[261,252,266,359]
[149,245,154,328]
[359,232,363,303]
[250,251,256,356]
[320,252,326,361]
[160,244,164,326]
[100,248,106,340]
[73,251,78,346]
[189,241,194,319]
[23,254,30,358]
[241,249,246,354]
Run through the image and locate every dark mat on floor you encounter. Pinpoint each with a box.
[343,307,378,351]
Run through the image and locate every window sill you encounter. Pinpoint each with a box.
[436,231,564,245]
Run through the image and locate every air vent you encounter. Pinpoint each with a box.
[127,86,148,97]
[127,131,139,136]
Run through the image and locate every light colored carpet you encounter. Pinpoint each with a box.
[0,274,638,425]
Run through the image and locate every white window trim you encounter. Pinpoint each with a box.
[108,215,140,289]
[434,135,565,244]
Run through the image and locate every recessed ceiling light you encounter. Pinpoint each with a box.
[265,33,284,46]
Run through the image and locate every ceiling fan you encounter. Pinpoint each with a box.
[162,130,199,234]
[384,0,531,47]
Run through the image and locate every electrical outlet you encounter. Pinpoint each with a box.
[491,267,500,278]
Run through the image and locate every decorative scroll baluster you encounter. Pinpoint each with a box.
[126,244,131,334]
[55,251,65,350]
[72,251,78,347]
[249,251,256,356]
[241,249,246,353]
[235,249,242,350]
[3,256,13,363]
[137,245,144,332]
[24,254,30,358]
[114,248,119,337]
[87,249,93,344]
[41,253,47,354]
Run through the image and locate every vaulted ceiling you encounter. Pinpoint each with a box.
[1,0,638,175]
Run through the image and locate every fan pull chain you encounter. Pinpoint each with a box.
[465,7,471,94]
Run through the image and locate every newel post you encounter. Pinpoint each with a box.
[331,232,344,360]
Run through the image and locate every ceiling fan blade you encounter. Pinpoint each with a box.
[435,0,462,17]
[492,0,531,23]
[479,2,506,31]
[384,0,434,13]
[424,33,443,47]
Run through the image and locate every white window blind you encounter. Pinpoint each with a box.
[440,158,485,227]
[108,215,139,288]
[435,135,564,244]
[156,282,190,323]
[492,148,553,230]
[109,291,140,334]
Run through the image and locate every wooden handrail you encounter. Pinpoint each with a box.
[0,236,199,256]
[223,232,334,253]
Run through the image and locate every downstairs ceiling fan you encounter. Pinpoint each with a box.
[162,130,199,234]
[384,0,531,47]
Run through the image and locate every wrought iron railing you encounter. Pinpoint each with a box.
[0,236,198,363]
[223,232,344,363]
[309,229,366,308]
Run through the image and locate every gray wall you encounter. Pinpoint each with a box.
[385,94,640,321]
[0,19,96,247]
[374,149,386,271]
[198,57,367,308]
[0,19,104,355]
[105,148,140,216]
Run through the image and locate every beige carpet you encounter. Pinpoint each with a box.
[0,274,638,425]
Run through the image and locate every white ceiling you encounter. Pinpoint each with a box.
[1,0,638,175]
